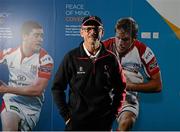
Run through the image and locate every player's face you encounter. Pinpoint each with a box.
[25,28,44,53]
[115,29,133,54]
[80,26,103,45]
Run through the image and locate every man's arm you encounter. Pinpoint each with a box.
[0,48,16,63]
[128,43,162,93]
[112,57,126,116]
[126,71,162,93]
[51,54,71,123]
[0,78,49,96]
[0,49,53,96]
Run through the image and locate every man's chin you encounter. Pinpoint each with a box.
[118,49,126,54]
[34,47,41,53]
[90,38,99,42]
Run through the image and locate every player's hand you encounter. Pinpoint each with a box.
[65,118,71,125]
[0,80,7,93]
[124,75,134,91]
[126,76,131,83]
[124,74,132,83]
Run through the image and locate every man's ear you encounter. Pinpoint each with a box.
[99,28,104,37]
[80,29,84,37]
[101,29,104,37]
[22,34,28,41]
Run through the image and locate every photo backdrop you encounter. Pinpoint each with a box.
[0,0,179,130]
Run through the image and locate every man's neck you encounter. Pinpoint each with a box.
[84,41,101,55]
[21,42,33,57]
[117,40,135,58]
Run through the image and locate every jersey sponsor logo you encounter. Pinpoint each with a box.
[77,66,85,74]
[149,60,158,71]
[104,65,110,78]
[122,63,141,74]
[10,105,20,113]
[17,75,26,81]
[142,47,154,64]
[39,65,52,73]
[123,67,139,74]
[104,65,109,70]
[40,55,53,65]
[9,79,29,86]
[30,65,38,74]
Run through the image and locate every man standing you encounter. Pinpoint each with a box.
[52,16,126,131]
[0,21,53,131]
[103,17,162,131]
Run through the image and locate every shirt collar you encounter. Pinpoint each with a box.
[83,43,101,59]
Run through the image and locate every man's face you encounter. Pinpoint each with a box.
[80,25,103,44]
[115,29,133,54]
[23,28,44,53]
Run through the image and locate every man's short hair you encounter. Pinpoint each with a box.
[21,21,42,35]
[115,17,138,39]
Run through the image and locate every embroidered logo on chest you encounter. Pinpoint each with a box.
[77,66,86,74]
[30,65,38,74]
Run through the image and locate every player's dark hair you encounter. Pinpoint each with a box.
[115,17,138,39]
[21,21,42,35]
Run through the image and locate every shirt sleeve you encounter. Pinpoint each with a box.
[102,37,115,50]
[141,47,160,77]
[51,53,71,122]
[0,48,14,63]
[111,55,126,116]
[38,54,54,79]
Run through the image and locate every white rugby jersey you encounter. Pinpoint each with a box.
[0,46,53,110]
[103,38,160,100]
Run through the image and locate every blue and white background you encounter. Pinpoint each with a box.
[0,0,179,131]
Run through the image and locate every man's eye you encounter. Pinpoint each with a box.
[82,27,99,32]
[34,35,38,37]
[87,27,97,31]
[33,34,43,38]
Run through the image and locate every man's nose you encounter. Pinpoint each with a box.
[38,36,43,42]
[90,29,98,35]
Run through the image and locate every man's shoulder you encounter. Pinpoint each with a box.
[61,46,81,62]
[100,44,118,62]
[2,47,19,56]
[66,45,82,56]
[104,47,116,57]
[133,40,157,65]
[133,40,151,56]
[134,40,149,50]
[39,48,53,64]
[39,48,49,55]
[103,37,115,43]
[69,46,80,53]
[102,37,115,48]
[39,48,53,58]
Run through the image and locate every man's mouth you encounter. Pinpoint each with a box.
[90,34,99,39]
[118,46,126,52]
[36,43,42,47]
